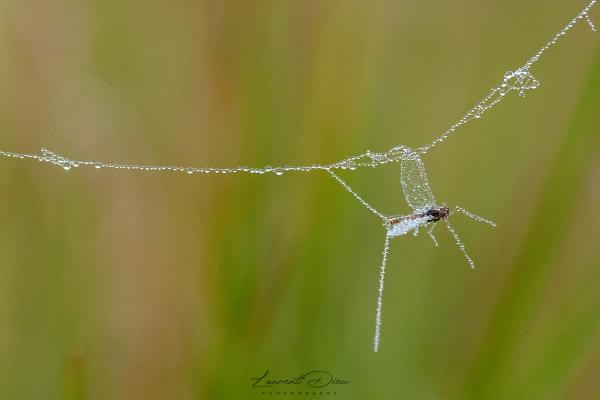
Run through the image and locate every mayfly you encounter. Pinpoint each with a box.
[373,149,496,352]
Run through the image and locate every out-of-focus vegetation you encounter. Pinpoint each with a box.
[1,1,599,399]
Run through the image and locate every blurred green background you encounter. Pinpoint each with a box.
[1,0,599,399]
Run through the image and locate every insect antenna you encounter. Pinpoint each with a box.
[450,206,497,226]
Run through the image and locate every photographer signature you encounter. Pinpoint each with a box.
[251,370,349,388]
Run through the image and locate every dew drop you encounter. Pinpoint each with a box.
[187,168,194,174]
[94,162,102,169]
[72,161,80,167]
[62,161,72,171]
[274,167,283,175]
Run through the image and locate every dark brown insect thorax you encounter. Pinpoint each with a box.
[424,206,449,222]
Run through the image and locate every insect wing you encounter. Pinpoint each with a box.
[400,150,436,213]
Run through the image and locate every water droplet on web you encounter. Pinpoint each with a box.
[62,161,71,171]
[187,168,194,174]
[274,167,283,175]
[94,162,102,169]
[585,12,596,31]
[71,160,80,167]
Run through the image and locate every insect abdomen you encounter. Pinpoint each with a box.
[387,217,427,237]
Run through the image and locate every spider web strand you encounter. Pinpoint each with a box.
[1,2,597,174]
[327,170,387,221]
[419,0,597,154]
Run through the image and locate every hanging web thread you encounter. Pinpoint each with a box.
[373,233,390,353]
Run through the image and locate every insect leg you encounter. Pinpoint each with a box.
[427,223,439,246]
[452,206,497,226]
[445,218,475,269]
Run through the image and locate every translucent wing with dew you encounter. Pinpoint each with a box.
[400,150,437,214]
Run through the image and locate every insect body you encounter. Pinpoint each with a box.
[388,206,449,237]
[389,151,495,257]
